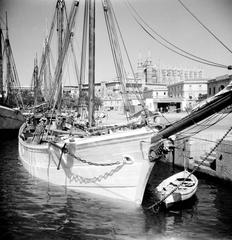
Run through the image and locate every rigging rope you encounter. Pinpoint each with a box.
[0,16,5,26]
[177,0,232,55]
[109,0,146,107]
[178,107,232,139]
[126,0,227,69]
[125,0,230,69]
[103,0,158,130]
[102,0,134,120]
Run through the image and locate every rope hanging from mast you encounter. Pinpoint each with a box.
[49,0,79,110]
[1,13,24,109]
[102,0,133,119]
[108,0,146,108]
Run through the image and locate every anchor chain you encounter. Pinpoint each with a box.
[69,163,125,184]
[49,141,121,166]
[48,141,129,184]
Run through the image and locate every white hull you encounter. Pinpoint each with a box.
[19,125,156,204]
[156,170,198,208]
[0,105,25,130]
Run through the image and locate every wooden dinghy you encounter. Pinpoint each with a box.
[155,170,198,209]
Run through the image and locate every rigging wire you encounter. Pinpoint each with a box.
[178,109,230,137]
[0,15,6,27]
[179,113,220,134]
[64,4,80,86]
[109,0,145,107]
[102,0,132,120]
[125,0,230,69]
[191,135,232,146]
[126,0,227,69]
[176,110,232,141]
[105,0,159,134]
[177,0,232,55]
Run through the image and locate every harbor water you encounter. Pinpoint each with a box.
[0,138,232,240]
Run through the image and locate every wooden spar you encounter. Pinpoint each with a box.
[102,1,132,116]
[5,12,12,106]
[56,0,65,112]
[50,0,78,110]
[79,0,89,109]
[0,24,3,103]
[151,88,232,143]
[33,56,39,108]
[88,0,95,126]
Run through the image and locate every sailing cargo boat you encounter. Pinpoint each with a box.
[18,0,232,205]
[18,0,159,204]
[0,105,25,136]
[0,16,24,137]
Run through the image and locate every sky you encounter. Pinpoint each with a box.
[0,0,232,87]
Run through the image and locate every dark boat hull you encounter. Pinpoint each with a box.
[0,105,25,139]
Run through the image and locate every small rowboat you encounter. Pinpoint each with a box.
[155,170,198,209]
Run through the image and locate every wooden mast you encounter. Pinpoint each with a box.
[33,55,39,108]
[56,0,65,112]
[79,0,89,112]
[5,12,12,106]
[88,0,95,126]
[0,24,3,104]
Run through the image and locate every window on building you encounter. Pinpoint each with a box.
[209,87,211,95]
[164,92,166,95]
[213,87,216,95]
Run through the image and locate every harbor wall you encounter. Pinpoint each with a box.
[216,135,232,181]
[166,132,232,182]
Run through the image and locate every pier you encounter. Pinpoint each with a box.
[164,113,232,182]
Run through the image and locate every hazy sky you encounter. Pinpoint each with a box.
[0,0,232,86]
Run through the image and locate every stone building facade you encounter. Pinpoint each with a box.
[207,74,232,97]
[167,79,208,111]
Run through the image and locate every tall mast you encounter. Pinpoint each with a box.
[88,0,95,126]
[0,24,3,104]
[33,55,39,108]
[56,0,65,111]
[5,12,11,106]
[79,0,89,111]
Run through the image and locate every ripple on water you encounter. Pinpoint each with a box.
[0,139,232,239]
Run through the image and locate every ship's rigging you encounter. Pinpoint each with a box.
[0,13,24,109]
[125,0,232,70]
[17,0,232,207]
[33,0,147,125]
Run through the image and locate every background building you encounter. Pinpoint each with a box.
[207,75,232,97]
[168,79,208,111]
